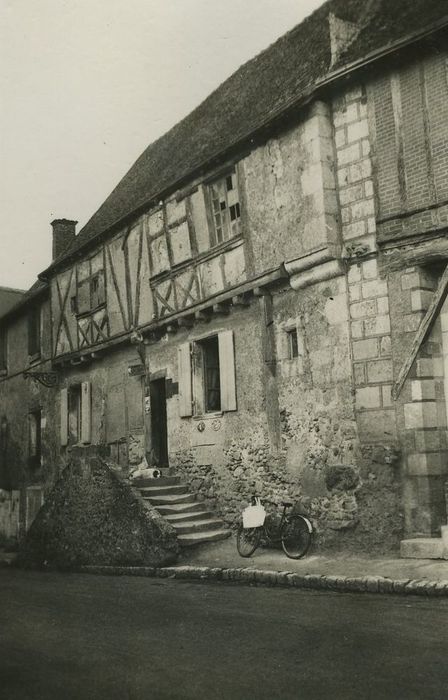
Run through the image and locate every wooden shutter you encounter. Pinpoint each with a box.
[80,381,91,444]
[218,330,237,411]
[178,343,192,417]
[60,388,68,446]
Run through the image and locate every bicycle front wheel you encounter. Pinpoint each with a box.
[236,523,262,557]
[281,516,312,559]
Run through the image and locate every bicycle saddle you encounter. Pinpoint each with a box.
[281,501,293,507]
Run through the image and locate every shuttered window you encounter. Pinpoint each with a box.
[178,343,193,417]
[178,331,237,416]
[60,382,92,445]
[60,388,68,446]
[218,330,237,412]
[80,381,92,444]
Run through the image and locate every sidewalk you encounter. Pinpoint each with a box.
[4,535,448,596]
[178,536,448,583]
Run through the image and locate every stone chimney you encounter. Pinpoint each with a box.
[51,219,77,260]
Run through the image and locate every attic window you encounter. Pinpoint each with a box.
[209,169,241,246]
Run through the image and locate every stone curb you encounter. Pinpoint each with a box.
[77,564,448,597]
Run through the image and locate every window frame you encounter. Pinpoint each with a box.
[60,382,92,447]
[75,256,106,316]
[195,335,221,414]
[178,330,237,418]
[286,327,299,360]
[207,168,242,248]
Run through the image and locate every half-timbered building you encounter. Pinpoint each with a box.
[1,0,448,556]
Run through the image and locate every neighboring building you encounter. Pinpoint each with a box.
[1,0,448,555]
[0,287,25,317]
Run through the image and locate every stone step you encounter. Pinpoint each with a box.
[144,493,196,506]
[400,538,448,560]
[177,529,232,547]
[139,484,188,497]
[132,476,181,488]
[171,518,225,534]
[164,511,215,523]
[156,502,206,515]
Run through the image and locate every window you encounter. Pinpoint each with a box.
[178,331,237,417]
[209,169,241,246]
[60,382,92,446]
[28,409,42,470]
[0,325,7,372]
[68,385,81,445]
[76,254,105,315]
[198,336,221,412]
[28,305,41,357]
[287,328,299,359]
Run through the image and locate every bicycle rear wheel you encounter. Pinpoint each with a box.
[236,523,262,557]
[281,516,312,559]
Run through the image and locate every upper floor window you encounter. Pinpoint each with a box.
[75,254,105,315]
[28,304,41,358]
[0,325,7,373]
[209,169,241,246]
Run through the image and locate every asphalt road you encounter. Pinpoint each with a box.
[1,569,447,700]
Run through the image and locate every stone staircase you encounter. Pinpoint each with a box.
[133,475,231,547]
[401,524,448,560]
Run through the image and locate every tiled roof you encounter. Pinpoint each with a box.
[0,280,47,322]
[0,287,25,317]
[45,0,447,273]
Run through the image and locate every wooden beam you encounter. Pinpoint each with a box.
[392,263,448,400]
[380,236,448,275]
[212,302,230,315]
[232,294,250,306]
[194,310,210,322]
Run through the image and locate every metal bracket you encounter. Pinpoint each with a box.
[23,371,59,388]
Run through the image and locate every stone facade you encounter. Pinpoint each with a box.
[1,12,448,556]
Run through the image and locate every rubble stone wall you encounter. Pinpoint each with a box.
[17,452,178,569]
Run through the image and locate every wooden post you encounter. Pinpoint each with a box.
[392,263,448,399]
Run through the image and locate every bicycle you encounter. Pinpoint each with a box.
[236,497,313,560]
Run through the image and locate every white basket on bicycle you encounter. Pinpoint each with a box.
[242,498,266,529]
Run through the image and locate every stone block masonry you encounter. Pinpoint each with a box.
[391,266,448,536]
[348,258,395,442]
[333,86,376,255]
